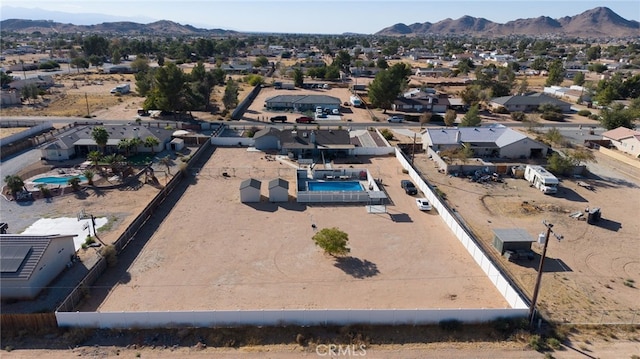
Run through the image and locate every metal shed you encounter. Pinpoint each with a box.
[268,178,289,202]
[492,228,535,255]
[240,178,262,203]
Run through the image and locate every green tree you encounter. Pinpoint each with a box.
[517,77,529,94]
[419,112,432,128]
[144,136,160,154]
[367,63,411,113]
[460,104,481,127]
[312,227,350,257]
[293,68,304,87]
[21,84,39,104]
[111,48,122,64]
[544,127,565,146]
[87,150,102,169]
[88,54,103,68]
[117,138,132,156]
[0,71,14,87]
[144,62,187,114]
[585,45,601,61]
[332,50,352,74]
[253,55,269,68]
[129,137,143,155]
[83,169,95,186]
[82,34,109,57]
[4,175,25,196]
[376,57,388,69]
[599,103,636,130]
[444,109,457,126]
[71,57,89,72]
[222,78,239,111]
[91,127,110,154]
[568,148,596,166]
[588,63,607,73]
[573,72,585,86]
[547,152,573,175]
[67,176,82,192]
[545,60,565,86]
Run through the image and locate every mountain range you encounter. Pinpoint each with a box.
[376,7,639,38]
[0,6,637,38]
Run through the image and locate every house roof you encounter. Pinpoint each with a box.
[268,178,289,190]
[424,126,528,148]
[47,125,172,149]
[493,228,535,243]
[602,127,640,141]
[253,127,281,140]
[280,129,352,149]
[240,178,261,190]
[265,94,341,105]
[491,93,570,107]
[0,235,74,281]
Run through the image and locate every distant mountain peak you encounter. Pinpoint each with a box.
[376,6,638,38]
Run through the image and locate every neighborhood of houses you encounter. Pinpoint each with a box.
[1,31,638,340]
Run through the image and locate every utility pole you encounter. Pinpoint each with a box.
[529,220,563,327]
[85,92,90,117]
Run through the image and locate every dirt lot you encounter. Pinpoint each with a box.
[412,147,640,324]
[84,147,507,312]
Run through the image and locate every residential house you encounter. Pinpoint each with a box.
[602,127,640,158]
[7,75,54,91]
[414,67,452,78]
[422,126,550,159]
[544,86,591,104]
[264,94,341,112]
[1,234,76,300]
[41,124,173,161]
[253,128,354,159]
[392,93,450,113]
[489,93,572,113]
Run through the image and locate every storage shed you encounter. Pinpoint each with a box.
[492,228,535,255]
[268,178,289,202]
[166,138,185,151]
[240,178,262,203]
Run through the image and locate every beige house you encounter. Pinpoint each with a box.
[602,127,640,158]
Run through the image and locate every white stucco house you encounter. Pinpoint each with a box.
[422,126,550,159]
[1,234,76,300]
[602,127,640,158]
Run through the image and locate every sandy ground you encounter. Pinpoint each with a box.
[412,147,640,324]
[87,148,507,312]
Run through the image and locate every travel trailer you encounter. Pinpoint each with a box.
[524,165,559,194]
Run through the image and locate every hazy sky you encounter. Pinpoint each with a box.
[1,0,639,34]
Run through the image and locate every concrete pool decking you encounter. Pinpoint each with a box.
[88,147,509,312]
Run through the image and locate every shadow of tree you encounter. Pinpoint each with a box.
[334,256,380,279]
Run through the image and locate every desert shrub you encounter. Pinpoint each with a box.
[588,114,600,121]
[511,111,526,121]
[99,245,118,267]
[529,334,545,351]
[577,109,592,117]
[546,337,562,350]
[492,316,527,335]
[540,111,565,122]
[439,319,462,331]
[379,128,394,141]
[245,126,260,138]
[84,236,95,245]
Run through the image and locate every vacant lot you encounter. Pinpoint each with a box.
[86,147,508,312]
[413,148,640,324]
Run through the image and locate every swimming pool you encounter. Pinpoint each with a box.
[307,181,364,192]
[32,175,87,185]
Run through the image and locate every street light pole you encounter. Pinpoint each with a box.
[529,220,563,327]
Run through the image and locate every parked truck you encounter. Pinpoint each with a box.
[524,165,558,194]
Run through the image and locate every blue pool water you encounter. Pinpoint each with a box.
[307,181,363,192]
[33,175,87,185]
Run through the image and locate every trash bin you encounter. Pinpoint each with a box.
[587,207,601,224]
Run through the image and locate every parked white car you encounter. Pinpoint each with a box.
[416,198,432,211]
[387,115,404,123]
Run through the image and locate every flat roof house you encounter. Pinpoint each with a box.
[1,234,76,300]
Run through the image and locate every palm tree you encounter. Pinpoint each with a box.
[87,150,103,172]
[83,169,95,186]
[4,175,25,197]
[91,127,109,154]
[36,183,51,198]
[117,138,131,156]
[129,137,143,155]
[159,155,173,176]
[144,136,160,155]
[67,176,82,191]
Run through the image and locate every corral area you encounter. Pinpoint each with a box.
[84,147,509,312]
